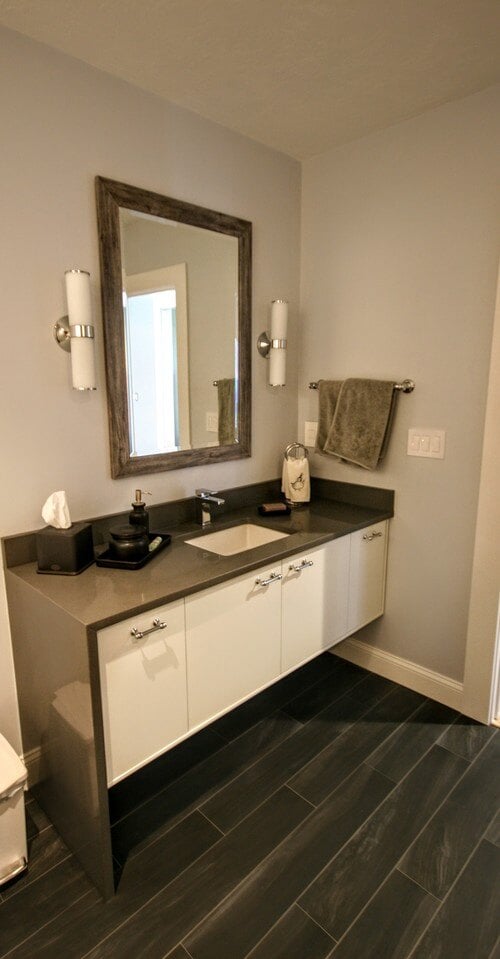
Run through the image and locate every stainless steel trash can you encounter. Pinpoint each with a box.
[0,734,28,886]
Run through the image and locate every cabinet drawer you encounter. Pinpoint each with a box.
[98,600,187,785]
[185,566,282,729]
[347,521,388,633]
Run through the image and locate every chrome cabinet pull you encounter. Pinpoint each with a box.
[130,617,167,641]
[255,572,282,587]
[363,531,383,541]
[288,559,314,572]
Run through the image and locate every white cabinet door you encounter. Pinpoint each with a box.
[98,600,187,786]
[347,521,388,634]
[281,538,350,671]
[185,565,282,729]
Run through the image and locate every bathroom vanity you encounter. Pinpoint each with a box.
[3,478,393,899]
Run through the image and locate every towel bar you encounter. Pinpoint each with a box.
[285,442,308,460]
[308,378,415,393]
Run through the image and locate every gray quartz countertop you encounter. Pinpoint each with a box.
[5,496,393,631]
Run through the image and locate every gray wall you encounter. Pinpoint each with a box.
[299,84,500,681]
[0,27,301,751]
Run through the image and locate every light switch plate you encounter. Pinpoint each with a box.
[206,412,218,433]
[304,421,318,447]
[407,428,446,459]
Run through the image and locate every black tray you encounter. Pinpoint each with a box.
[95,532,172,570]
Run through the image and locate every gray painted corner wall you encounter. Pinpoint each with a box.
[0,26,301,751]
[299,84,500,681]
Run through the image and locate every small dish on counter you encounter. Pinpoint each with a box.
[96,532,171,570]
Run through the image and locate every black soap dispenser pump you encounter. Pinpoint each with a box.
[129,489,151,533]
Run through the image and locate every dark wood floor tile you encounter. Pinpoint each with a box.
[410,840,500,959]
[6,889,99,959]
[449,732,500,810]
[112,709,301,863]
[4,811,220,959]
[289,684,425,805]
[367,698,457,782]
[400,734,500,898]
[299,745,467,940]
[0,856,96,956]
[109,725,227,824]
[438,715,496,761]
[200,691,369,832]
[401,794,497,900]
[2,825,70,900]
[212,652,347,739]
[164,947,191,959]
[347,672,398,705]
[184,765,392,959]
[83,787,311,959]
[244,904,335,959]
[485,810,500,847]
[281,659,366,723]
[329,869,437,959]
[25,797,52,840]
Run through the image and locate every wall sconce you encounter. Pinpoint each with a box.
[257,299,288,386]
[54,269,97,390]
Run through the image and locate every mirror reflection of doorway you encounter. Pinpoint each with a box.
[125,288,177,455]
[123,264,190,456]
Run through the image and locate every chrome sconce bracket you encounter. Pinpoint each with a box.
[54,316,95,352]
[257,332,287,357]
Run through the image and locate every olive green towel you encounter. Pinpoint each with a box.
[323,378,396,469]
[315,380,343,452]
[217,378,236,445]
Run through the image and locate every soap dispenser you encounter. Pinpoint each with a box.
[129,490,151,533]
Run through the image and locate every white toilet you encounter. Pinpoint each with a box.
[0,734,28,886]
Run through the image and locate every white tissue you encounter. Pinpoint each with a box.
[41,491,72,529]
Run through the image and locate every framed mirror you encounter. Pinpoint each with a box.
[95,177,252,477]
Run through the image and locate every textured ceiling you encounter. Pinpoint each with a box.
[1,0,500,158]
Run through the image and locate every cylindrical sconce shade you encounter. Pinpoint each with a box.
[70,335,96,391]
[269,299,288,386]
[64,269,96,390]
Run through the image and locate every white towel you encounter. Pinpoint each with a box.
[281,456,310,504]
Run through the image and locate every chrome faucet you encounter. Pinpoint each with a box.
[195,489,225,527]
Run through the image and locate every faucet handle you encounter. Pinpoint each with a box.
[195,488,219,498]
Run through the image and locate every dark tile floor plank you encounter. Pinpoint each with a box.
[4,811,221,959]
[212,652,350,739]
[289,685,425,805]
[109,725,227,824]
[280,659,369,722]
[367,698,457,782]
[25,796,52,839]
[400,733,500,898]
[200,691,370,832]
[448,731,500,809]
[329,869,437,959]
[83,787,311,959]
[438,715,495,761]
[164,947,191,959]
[0,856,96,956]
[485,810,500,848]
[184,765,392,959]
[112,709,301,863]
[244,904,335,959]
[410,840,500,959]
[299,745,467,940]
[2,826,70,900]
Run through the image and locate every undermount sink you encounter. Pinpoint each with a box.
[185,523,289,556]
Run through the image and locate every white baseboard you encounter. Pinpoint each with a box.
[332,638,464,712]
[22,746,42,788]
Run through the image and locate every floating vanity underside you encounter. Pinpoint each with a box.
[3,480,393,899]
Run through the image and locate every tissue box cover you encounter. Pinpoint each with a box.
[36,522,94,574]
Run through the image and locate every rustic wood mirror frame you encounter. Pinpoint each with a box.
[95,176,252,478]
